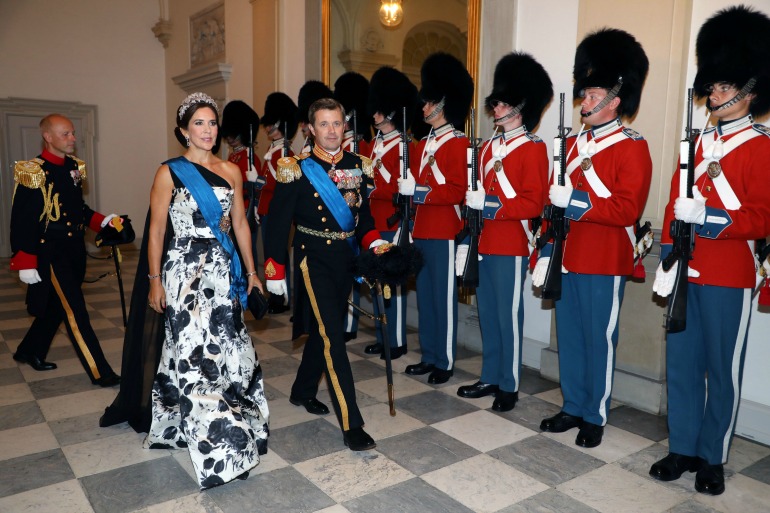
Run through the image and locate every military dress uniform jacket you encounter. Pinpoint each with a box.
[478,127,549,256]
[555,119,652,276]
[410,124,468,240]
[660,117,770,288]
[10,150,106,315]
[228,147,262,210]
[257,140,293,217]
[366,130,416,232]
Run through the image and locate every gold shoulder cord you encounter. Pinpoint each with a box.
[358,154,374,178]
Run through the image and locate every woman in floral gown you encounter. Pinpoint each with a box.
[144,92,269,490]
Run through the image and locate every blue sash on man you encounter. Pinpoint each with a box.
[165,156,248,306]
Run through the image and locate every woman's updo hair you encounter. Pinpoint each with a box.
[174,92,221,152]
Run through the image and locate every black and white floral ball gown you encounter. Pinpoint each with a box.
[144,165,269,490]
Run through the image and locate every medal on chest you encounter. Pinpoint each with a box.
[707,161,722,178]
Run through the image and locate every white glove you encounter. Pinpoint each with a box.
[19,269,42,284]
[763,257,770,277]
[101,213,118,228]
[549,184,573,209]
[652,261,701,297]
[674,186,706,225]
[532,257,550,287]
[246,164,259,182]
[455,244,469,276]
[636,231,654,257]
[398,174,416,196]
[266,279,287,296]
[369,239,389,250]
[393,226,413,244]
[466,182,485,211]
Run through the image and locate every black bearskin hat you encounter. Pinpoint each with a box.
[693,5,770,117]
[419,52,474,128]
[573,28,649,118]
[334,72,372,141]
[220,100,260,144]
[368,66,419,132]
[297,80,333,124]
[353,243,423,289]
[261,92,299,140]
[485,52,553,131]
[95,215,136,248]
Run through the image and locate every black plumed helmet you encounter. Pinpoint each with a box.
[485,52,553,131]
[297,80,333,124]
[334,72,372,141]
[261,92,299,140]
[573,28,649,118]
[368,66,419,131]
[419,52,474,129]
[220,100,260,144]
[694,5,770,117]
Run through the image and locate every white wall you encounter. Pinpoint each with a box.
[0,0,167,234]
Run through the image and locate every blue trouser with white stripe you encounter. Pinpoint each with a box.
[478,255,526,393]
[415,239,457,371]
[371,230,407,348]
[666,285,751,465]
[555,273,625,427]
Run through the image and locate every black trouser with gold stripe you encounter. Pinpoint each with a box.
[17,240,115,382]
[291,252,363,432]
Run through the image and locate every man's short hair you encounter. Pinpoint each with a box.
[39,113,65,133]
[308,98,345,125]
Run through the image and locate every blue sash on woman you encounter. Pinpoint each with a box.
[300,157,358,255]
[165,156,247,306]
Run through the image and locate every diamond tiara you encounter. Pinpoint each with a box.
[178,92,218,120]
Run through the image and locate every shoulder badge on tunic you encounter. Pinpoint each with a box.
[525,133,543,143]
[753,124,770,137]
[357,154,374,178]
[14,159,46,189]
[453,129,466,138]
[276,156,303,183]
[622,127,644,140]
[69,156,88,181]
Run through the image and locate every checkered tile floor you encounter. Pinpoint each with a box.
[2,248,770,513]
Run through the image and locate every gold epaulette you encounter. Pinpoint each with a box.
[69,156,88,181]
[276,156,303,183]
[358,154,374,178]
[14,158,46,189]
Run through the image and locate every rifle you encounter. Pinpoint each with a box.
[352,109,360,154]
[388,107,413,248]
[245,123,258,232]
[283,121,289,157]
[455,107,483,288]
[661,89,698,333]
[538,93,571,300]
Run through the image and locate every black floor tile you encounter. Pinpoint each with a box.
[270,418,348,464]
[344,476,475,513]
[374,426,479,476]
[0,449,75,498]
[607,405,669,442]
[0,401,45,431]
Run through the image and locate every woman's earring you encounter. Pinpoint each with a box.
[185,135,190,147]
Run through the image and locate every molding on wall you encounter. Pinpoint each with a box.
[736,398,770,447]
[172,62,233,92]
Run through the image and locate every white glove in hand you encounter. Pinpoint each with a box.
[763,258,770,277]
[398,174,416,196]
[455,244,469,276]
[369,239,389,250]
[266,279,287,296]
[246,164,259,182]
[653,261,701,298]
[549,184,573,209]
[466,181,485,211]
[101,213,118,228]
[674,186,706,225]
[532,257,550,287]
[637,231,654,256]
[19,269,42,284]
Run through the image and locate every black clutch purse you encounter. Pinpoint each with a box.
[247,288,269,320]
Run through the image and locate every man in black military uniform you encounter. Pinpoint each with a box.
[264,97,385,451]
[10,113,121,387]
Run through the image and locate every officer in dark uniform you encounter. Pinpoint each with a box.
[264,97,385,451]
[10,113,121,386]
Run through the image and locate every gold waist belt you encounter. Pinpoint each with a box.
[296,224,355,240]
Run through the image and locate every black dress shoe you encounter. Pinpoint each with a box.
[343,332,357,342]
[343,427,376,451]
[93,374,121,387]
[649,453,701,482]
[492,391,518,412]
[428,368,453,384]
[13,352,57,371]
[457,381,499,398]
[695,463,725,496]
[575,422,604,448]
[364,343,382,354]
[405,362,435,375]
[289,396,330,415]
[381,345,407,360]
[540,411,583,432]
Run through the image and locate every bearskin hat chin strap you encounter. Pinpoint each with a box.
[494,100,526,124]
[424,97,446,122]
[581,77,624,117]
[708,77,757,112]
[373,111,396,130]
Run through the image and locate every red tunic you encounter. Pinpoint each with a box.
[257,140,293,217]
[228,147,261,209]
[367,130,416,232]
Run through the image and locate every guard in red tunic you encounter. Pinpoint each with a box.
[650,6,770,496]
[533,29,651,448]
[455,52,552,412]
[401,52,473,385]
